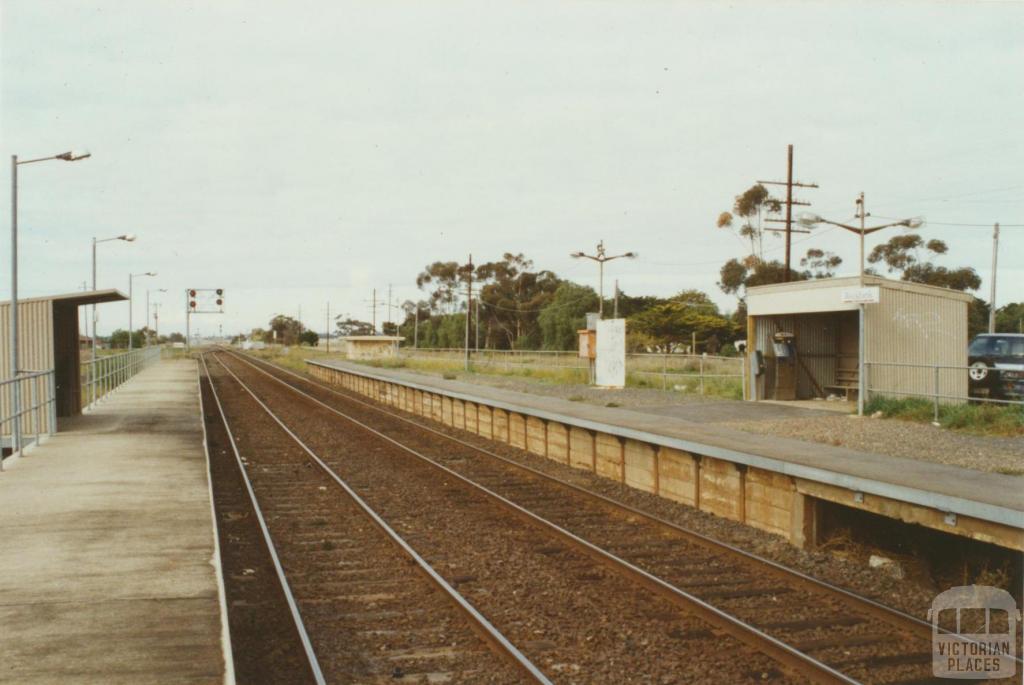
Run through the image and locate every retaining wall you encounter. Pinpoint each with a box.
[306,361,1023,553]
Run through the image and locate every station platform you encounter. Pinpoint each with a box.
[0,359,231,685]
[307,359,1024,552]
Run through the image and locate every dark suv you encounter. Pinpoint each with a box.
[968,333,1024,400]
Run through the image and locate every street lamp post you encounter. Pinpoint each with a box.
[798,196,924,416]
[128,272,157,350]
[569,240,637,318]
[92,234,136,360]
[146,288,167,347]
[9,150,90,459]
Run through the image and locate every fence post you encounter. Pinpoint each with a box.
[30,377,39,447]
[48,371,57,435]
[933,365,940,424]
[699,355,705,396]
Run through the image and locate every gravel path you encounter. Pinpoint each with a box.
[383,367,1023,476]
[721,415,1023,475]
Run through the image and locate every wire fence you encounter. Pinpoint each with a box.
[396,348,745,397]
[82,346,164,410]
[0,369,57,470]
[865,361,1024,421]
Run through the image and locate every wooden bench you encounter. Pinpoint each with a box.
[825,367,859,400]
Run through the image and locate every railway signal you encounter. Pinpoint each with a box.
[185,288,226,350]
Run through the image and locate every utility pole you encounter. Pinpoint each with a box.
[855,193,867,417]
[464,254,473,371]
[387,283,393,331]
[475,299,480,351]
[185,290,191,352]
[760,144,818,281]
[613,279,619,319]
[989,223,1000,333]
[81,281,89,344]
[153,303,161,342]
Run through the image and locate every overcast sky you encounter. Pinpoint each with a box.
[3,1,1022,337]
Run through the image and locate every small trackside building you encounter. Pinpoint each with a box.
[744,276,972,404]
[341,335,405,360]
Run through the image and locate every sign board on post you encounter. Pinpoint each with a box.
[578,329,596,359]
[841,286,880,305]
[595,319,626,388]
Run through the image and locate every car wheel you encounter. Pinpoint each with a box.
[968,361,990,382]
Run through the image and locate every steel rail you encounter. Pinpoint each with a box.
[205,353,553,685]
[293,357,1024,663]
[199,355,327,685]
[234,350,1024,669]
[230,350,934,639]
[214,351,861,685]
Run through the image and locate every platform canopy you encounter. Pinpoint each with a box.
[0,288,128,309]
[1,289,128,423]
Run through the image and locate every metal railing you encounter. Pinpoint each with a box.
[82,346,163,410]
[395,348,745,397]
[865,361,1024,422]
[1,369,57,470]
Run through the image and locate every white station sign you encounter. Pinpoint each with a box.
[841,286,880,305]
[595,319,626,388]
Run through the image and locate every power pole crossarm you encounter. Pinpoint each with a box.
[757,145,817,282]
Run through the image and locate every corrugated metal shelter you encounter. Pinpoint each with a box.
[342,335,405,360]
[1,289,127,434]
[745,276,971,403]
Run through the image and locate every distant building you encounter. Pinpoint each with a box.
[342,335,404,360]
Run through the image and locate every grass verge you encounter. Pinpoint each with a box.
[864,396,1024,437]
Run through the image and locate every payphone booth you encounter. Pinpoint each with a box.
[771,332,797,400]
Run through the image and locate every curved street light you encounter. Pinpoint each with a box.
[147,288,168,347]
[92,234,137,360]
[8,149,91,460]
[128,272,157,350]
[569,240,638,318]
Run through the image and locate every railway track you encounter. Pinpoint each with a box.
[217,349,976,685]
[208,350,819,683]
[201,355,544,684]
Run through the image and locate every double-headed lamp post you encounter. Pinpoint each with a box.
[9,150,90,457]
[92,234,136,360]
[797,196,924,284]
[570,240,637,318]
[128,272,157,350]
[798,195,924,416]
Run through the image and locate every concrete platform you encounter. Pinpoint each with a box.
[0,359,231,685]
[308,359,1024,551]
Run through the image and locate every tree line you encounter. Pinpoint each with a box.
[234,183,1012,352]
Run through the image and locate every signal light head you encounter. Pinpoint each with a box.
[215,289,223,296]
[189,300,196,309]
[216,299,223,306]
[189,289,197,297]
